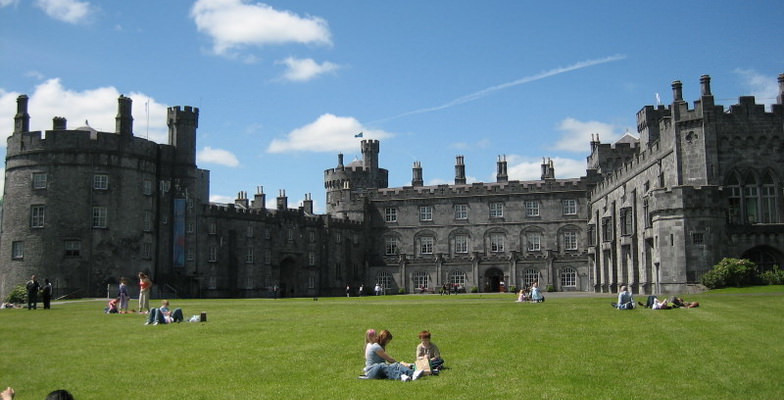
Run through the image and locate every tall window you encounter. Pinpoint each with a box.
[454,204,468,220]
[420,236,434,255]
[143,179,153,195]
[524,269,539,288]
[93,174,109,190]
[490,233,505,252]
[247,225,255,238]
[563,231,578,250]
[526,232,541,251]
[413,271,429,289]
[562,199,577,215]
[144,211,153,231]
[30,205,45,228]
[264,250,271,265]
[308,251,315,266]
[376,271,393,290]
[208,222,217,234]
[92,207,107,228]
[384,237,398,256]
[448,270,467,286]
[208,246,218,262]
[246,248,255,264]
[525,201,539,217]
[454,235,468,254]
[32,173,47,189]
[11,241,24,259]
[744,184,759,224]
[601,217,612,240]
[620,208,633,236]
[489,202,504,218]
[419,206,433,221]
[761,174,776,223]
[560,267,577,287]
[384,207,398,223]
[142,242,152,259]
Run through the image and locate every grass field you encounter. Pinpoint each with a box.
[2,287,782,400]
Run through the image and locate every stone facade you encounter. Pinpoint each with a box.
[2,73,783,299]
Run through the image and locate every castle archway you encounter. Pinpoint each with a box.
[741,246,784,273]
[277,256,299,297]
[484,267,504,292]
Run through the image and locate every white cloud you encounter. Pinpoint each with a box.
[35,0,92,24]
[505,155,586,181]
[197,146,240,167]
[209,194,234,204]
[0,0,18,8]
[190,0,331,57]
[552,117,623,152]
[0,78,170,145]
[267,113,394,153]
[277,57,339,82]
[734,69,779,107]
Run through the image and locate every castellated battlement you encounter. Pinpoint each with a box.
[203,202,362,227]
[371,178,585,200]
[6,128,164,160]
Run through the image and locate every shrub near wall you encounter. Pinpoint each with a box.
[701,258,758,289]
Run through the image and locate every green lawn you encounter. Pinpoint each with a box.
[2,288,782,400]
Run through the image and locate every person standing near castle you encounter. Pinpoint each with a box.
[118,277,130,313]
[138,272,152,314]
[41,278,53,309]
[26,275,40,310]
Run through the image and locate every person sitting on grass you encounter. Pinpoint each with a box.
[363,330,422,381]
[415,330,444,374]
[611,286,635,309]
[105,298,119,314]
[145,299,184,325]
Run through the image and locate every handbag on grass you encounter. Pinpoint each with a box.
[415,358,432,375]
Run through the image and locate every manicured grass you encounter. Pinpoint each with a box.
[2,287,783,400]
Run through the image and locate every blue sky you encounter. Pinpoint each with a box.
[1,0,782,212]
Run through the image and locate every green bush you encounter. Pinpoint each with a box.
[470,286,478,293]
[397,288,406,294]
[760,266,784,285]
[4,285,27,304]
[509,286,517,293]
[546,284,555,292]
[701,258,757,289]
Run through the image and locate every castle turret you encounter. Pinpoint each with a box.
[167,105,199,166]
[455,155,466,185]
[412,161,423,187]
[115,95,133,136]
[14,95,30,133]
[778,73,784,105]
[496,155,508,183]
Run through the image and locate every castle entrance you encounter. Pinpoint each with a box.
[277,256,298,297]
[741,245,784,273]
[484,267,504,292]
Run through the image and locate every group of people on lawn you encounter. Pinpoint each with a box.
[515,281,545,303]
[612,286,700,310]
[362,329,445,381]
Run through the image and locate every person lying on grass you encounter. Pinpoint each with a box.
[144,299,184,325]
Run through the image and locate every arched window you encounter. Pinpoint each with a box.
[726,174,742,224]
[760,172,777,223]
[448,270,467,286]
[523,269,539,288]
[560,267,577,288]
[743,172,759,224]
[376,271,394,290]
[413,271,430,289]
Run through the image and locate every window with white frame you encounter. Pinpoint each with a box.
[489,202,504,218]
[32,173,47,189]
[309,231,315,242]
[246,248,254,264]
[30,205,45,228]
[384,207,398,223]
[247,225,254,238]
[11,241,24,259]
[420,236,434,255]
[92,207,107,228]
[144,211,153,232]
[524,269,539,288]
[413,271,429,289]
[384,237,398,256]
[448,270,467,286]
[187,222,194,233]
[490,233,505,252]
[208,222,217,235]
[563,231,578,250]
[64,240,80,257]
[526,232,541,251]
[208,246,217,262]
[308,251,316,266]
[264,249,271,265]
[454,234,468,254]
[376,271,393,290]
[419,205,433,221]
[454,204,468,220]
[525,201,539,217]
[93,174,109,190]
[308,271,316,289]
[560,267,577,287]
[562,199,577,215]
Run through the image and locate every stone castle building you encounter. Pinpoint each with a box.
[1,74,783,299]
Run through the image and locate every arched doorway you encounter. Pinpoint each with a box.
[484,267,504,292]
[741,246,784,273]
[277,256,298,298]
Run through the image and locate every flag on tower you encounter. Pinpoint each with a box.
[354,132,363,138]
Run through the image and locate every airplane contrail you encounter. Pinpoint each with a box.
[371,54,627,124]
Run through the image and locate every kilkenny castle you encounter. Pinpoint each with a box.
[2,73,783,299]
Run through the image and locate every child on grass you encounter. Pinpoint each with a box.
[416,330,444,373]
